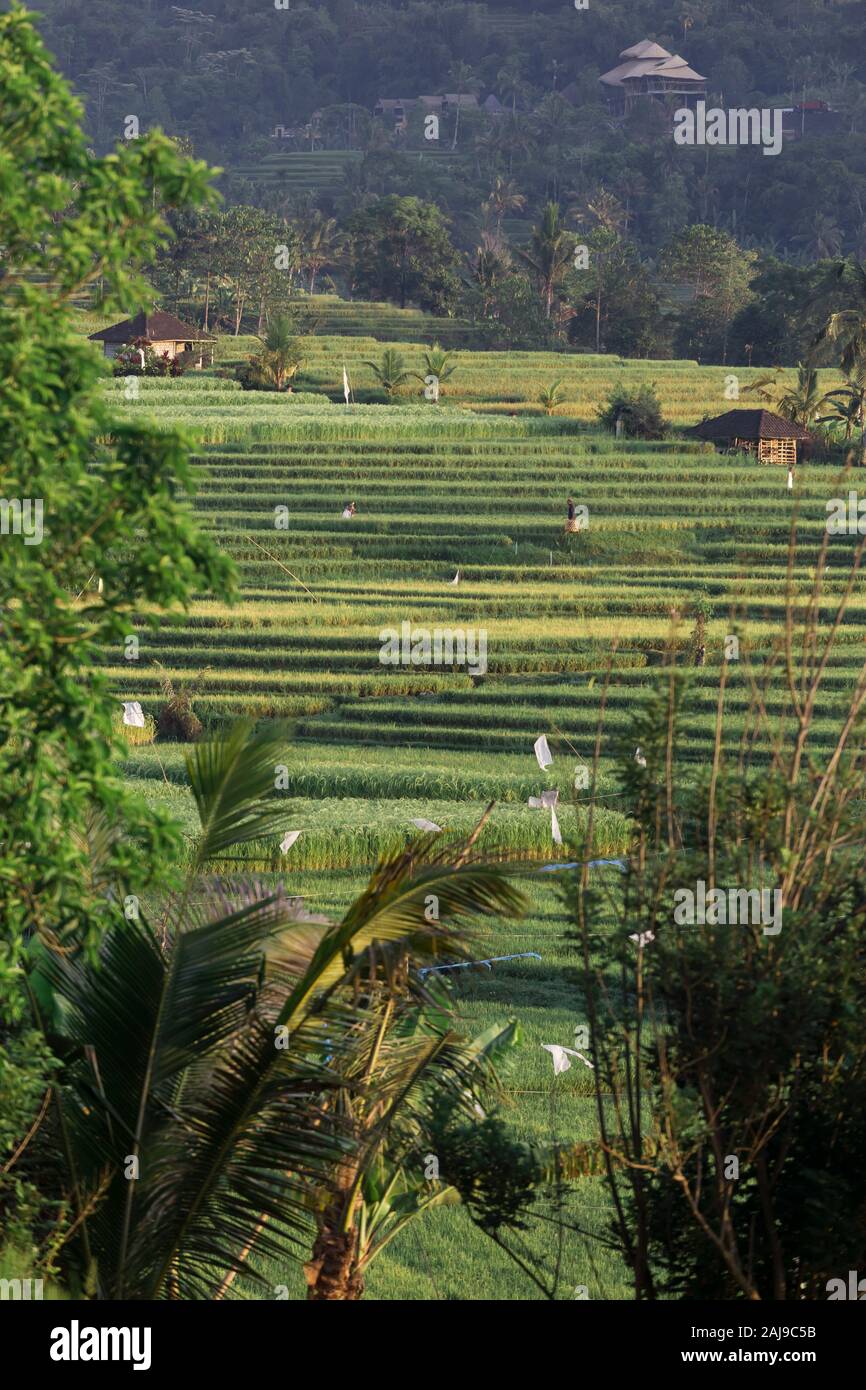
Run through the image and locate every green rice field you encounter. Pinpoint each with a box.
[96,334,862,1298]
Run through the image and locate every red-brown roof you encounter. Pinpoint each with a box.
[88,310,212,343]
[690,409,814,441]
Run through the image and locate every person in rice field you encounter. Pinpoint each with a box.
[341,501,357,519]
[565,497,580,533]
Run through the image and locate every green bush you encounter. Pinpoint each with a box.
[598,381,668,440]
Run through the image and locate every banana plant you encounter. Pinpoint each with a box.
[303,1008,522,1300]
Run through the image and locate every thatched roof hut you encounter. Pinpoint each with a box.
[689,409,814,465]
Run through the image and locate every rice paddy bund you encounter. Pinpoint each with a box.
[101,338,860,1298]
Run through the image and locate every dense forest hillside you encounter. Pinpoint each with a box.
[26,0,866,257]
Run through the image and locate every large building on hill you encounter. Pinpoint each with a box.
[600,40,706,113]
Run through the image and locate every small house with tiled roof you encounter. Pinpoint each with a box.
[89,310,214,363]
[689,409,814,465]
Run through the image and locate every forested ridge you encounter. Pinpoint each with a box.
[25,0,866,257]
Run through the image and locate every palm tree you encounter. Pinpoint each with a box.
[413,343,458,397]
[302,880,592,1299]
[33,723,531,1299]
[364,348,411,398]
[516,202,575,319]
[446,61,480,150]
[299,211,342,295]
[482,176,526,238]
[469,241,508,317]
[793,211,843,261]
[817,361,866,457]
[537,379,566,415]
[744,363,827,428]
[570,187,628,238]
[496,57,526,118]
[813,258,866,374]
[304,999,522,1298]
[249,314,303,391]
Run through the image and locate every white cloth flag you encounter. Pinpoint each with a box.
[629,930,655,947]
[449,570,460,585]
[634,745,647,768]
[528,788,559,809]
[550,806,563,846]
[121,701,145,728]
[542,1044,594,1074]
[343,364,351,404]
[411,817,442,832]
[280,830,303,853]
[534,734,553,770]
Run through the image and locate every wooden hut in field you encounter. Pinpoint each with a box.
[689,409,814,465]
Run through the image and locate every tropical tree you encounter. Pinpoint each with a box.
[211,204,285,335]
[245,313,304,391]
[346,195,460,313]
[496,57,527,117]
[0,6,234,1274]
[793,211,843,261]
[482,176,526,238]
[364,347,411,398]
[744,363,827,427]
[813,258,866,374]
[302,939,528,1299]
[32,724,532,1299]
[413,343,458,397]
[659,225,756,364]
[817,361,866,457]
[537,379,565,415]
[446,60,480,150]
[298,210,342,296]
[516,202,575,319]
[571,558,866,1299]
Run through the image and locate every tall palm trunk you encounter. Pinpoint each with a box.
[305,1185,365,1300]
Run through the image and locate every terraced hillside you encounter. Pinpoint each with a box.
[228,149,363,193]
[98,356,861,1298]
[296,294,475,345]
[105,344,841,432]
[105,383,862,865]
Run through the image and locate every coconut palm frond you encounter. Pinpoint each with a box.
[184,719,294,864]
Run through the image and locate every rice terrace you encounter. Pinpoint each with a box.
[4,0,866,1336]
[99,337,863,1301]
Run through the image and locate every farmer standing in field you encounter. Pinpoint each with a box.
[565,497,580,533]
[341,501,357,519]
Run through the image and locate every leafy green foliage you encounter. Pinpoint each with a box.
[427,1095,545,1234]
[346,196,460,314]
[598,380,668,439]
[0,4,235,1264]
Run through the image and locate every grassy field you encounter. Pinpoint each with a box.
[94,333,861,1297]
